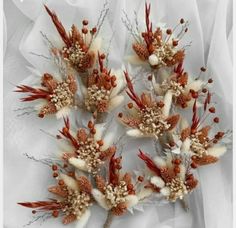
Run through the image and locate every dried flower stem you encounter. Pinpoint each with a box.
[95,112,107,124]
[103,211,114,228]
[180,197,189,212]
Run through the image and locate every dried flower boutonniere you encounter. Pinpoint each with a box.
[79,53,125,122]
[151,63,210,109]
[138,150,198,208]
[58,118,116,176]
[15,73,77,118]
[18,168,93,227]
[124,3,188,70]
[92,154,139,228]
[179,95,230,168]
[118,71,179,139]
[44,5,104,73]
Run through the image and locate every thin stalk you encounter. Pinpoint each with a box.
[103,211,114,228]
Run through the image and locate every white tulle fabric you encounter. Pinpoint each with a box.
[4,0,232,228]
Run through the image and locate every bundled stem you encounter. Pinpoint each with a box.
[103,211,114,228]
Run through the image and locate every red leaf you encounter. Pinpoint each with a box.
[15,85,51,101]
[18,201,61,211]
[124,71,145,109]
[59,118,80,149]
[138,150,161,176]
[44,5,71,47]
[174,62,184,76]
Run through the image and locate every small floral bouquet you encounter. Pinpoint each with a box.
[15,1,231,228]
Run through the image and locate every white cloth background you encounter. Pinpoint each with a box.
[4,0,233,228]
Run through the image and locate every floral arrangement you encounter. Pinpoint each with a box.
[15,2,231,228]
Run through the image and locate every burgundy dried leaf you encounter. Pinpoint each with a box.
[59,117,80,149]
[18,201,61,211]
[124,71,145,109]
[15,85,50,101]
[44,5,71,47]
[138,150,161,176]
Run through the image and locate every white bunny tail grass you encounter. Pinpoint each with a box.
[75,209,91,228]
[166,153,173,168]
[179,117,189,131]
[137,188,153,201]
[94,123,106,141]
[150,176,165,188]
[125,55,147,65]
[153,156,167,168]
[125,195,139,208]
[90,37,102,55]
[163,91,173,117]
[126,129,143,137]
[100,132,115,151]
[148,54,159,66]
[153,82,162,95]
[186,79,204,92]
[60,173,79,191]
[160,187,171,196]
[74,169,86,180]
[110,69,125,97]
[181,138,191,152]
[92,189,109,210]
[178,164,186,180]
[68,157,88,172]
[56,106,71,119]
[80,84,88,97]
[207,146,227,158]
[151,75,162,95]
[108,95,124,111]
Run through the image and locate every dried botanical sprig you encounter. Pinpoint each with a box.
[127,3,188,69]
[139,150,198,202]
[92,154,138,220]
[152,62,208,109]
[59,117,116,175]
[15,73,77,118]
[18,168,93,226]
[118,71,179,139]
[178,92,228,167]
[45,5,100,73]
[82,53,125,118]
